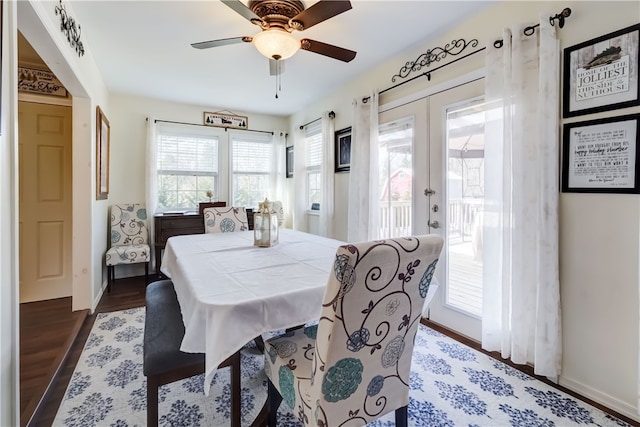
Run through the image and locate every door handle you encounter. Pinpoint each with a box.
[428,220,440,229]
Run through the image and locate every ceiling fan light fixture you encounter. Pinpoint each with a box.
[252,29,300,60]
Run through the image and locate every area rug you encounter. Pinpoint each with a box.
[54,307,631,426]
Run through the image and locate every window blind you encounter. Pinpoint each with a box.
[157,134,218,175]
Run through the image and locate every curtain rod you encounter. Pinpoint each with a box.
[151,118,274,135]
[493,7,572,48]
[299,111,335,130]
[363,6,572,103]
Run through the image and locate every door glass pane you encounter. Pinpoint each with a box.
[445,100,485,317]
[378,117,414,239]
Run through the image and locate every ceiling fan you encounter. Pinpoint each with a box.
[191,0,357,65]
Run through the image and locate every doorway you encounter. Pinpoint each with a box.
[18,101,73,302]
[378,78,486,341]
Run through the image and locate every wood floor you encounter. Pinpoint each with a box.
[22,276,148,426]
[21,275,637,427]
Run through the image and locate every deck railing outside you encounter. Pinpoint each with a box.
[378,199,483,241]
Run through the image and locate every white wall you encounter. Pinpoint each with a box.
[1,0,111,422]
[105,93,289,278]
[17,0,111,312]
[1,2,19,423]
[287,0,639,421]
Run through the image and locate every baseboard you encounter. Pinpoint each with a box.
[94,278,106,313]
[559,375,639,423]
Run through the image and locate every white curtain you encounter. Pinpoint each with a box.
[482,15,561,379]
[292,126,307,232]
[145,117,158,269]
[271,130,286,203]
[319,111,335,237]
[348,92,379,243]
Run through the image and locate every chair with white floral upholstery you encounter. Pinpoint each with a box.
[203,206,249,233]
[268,200,284,227]
[105,203,150,292]
[263,235,444,427]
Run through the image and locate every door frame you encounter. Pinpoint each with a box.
[379,70,486,341]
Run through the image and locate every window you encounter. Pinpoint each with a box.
[156,129,219,212]
[378,117,414,238]
[230,132,274,208]
[304,121,322,210]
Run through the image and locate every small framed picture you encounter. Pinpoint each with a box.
[335,127,351,173]
[561,113,639,193]
[563,24,640,118]
[285,145,294,178]
[96,106,110,200]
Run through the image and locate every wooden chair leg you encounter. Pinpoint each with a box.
[145,262,149,284]
[395,405,408,427]
[107,266,113,293]
[147,375,159,427]
[229,351,242,427]
[268,380,282,427]
[254,335,265,352]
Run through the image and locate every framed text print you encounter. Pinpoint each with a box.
[561,114,639,193]
[563,24,640,118]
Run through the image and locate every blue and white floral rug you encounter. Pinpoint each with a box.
[54,308,631,426]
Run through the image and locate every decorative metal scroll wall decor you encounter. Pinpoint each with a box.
[55,0,84,57]
[392,38,480,83]
[367,6,572,102]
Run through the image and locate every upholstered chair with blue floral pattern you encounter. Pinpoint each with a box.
[105,204,150,292]
[263,235,444,427]
[203,206,249,233]
[268,200,284,227]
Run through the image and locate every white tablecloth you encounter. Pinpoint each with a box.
[161,229,344,394]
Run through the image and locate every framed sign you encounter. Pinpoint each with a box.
[335,127,351,173]
[96,106,110,200]
[18,67,67,97]
[563,24,640,118]
[561,114,639,193]
[286,146,294,178]
[203,111,248,129]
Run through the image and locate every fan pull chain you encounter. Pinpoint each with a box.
[274,58,282,99]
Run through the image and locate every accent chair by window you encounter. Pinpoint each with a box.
[105,203,150,292]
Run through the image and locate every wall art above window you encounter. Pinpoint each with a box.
[203,111,248,129]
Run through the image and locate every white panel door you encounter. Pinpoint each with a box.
[19,102,73,302]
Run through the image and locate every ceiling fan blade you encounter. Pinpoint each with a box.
[191,36,252,50]
[269,58,285,76]
[221,0,262,23]
[290,0,352,31]
[300,39,356,62]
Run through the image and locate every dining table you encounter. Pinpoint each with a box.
[160,228,345,396]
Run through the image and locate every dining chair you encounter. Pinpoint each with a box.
[263,234,444,427]
[144,279,241,427]
[203,206,249,233]
[105,203,150,292]
[268,200,284,227]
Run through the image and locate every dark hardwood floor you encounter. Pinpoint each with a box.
[22,275,637,426]
[23,276,148,426]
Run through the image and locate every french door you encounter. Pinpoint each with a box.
[378,78,486,341]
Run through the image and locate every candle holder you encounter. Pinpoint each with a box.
[253,198,279,247]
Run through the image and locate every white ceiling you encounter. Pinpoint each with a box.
[69,0,495,116]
